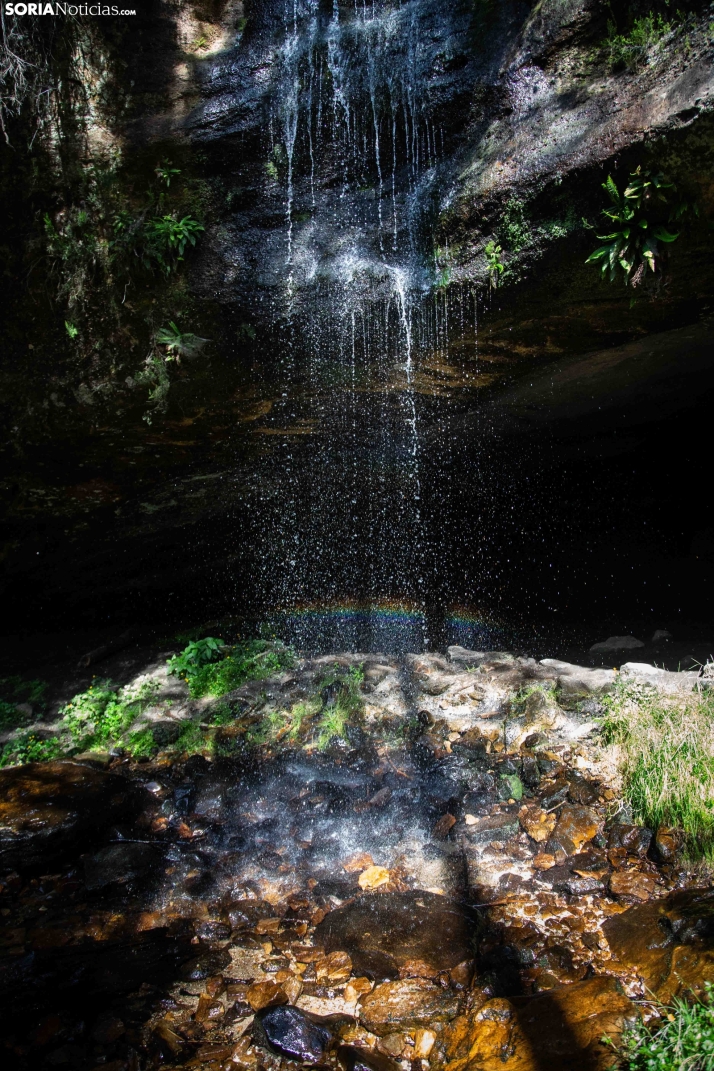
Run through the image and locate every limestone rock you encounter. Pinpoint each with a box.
[619,662,700,694]
[540,659,616,698]
[360,978,460,1035]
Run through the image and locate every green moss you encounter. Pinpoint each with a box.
[311,664,364,750]
[59,678,160,752]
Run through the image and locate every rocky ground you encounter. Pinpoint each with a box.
[2,644,714,1070]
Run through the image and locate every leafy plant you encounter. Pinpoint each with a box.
[484,241,505,287]
[586,167,691,286]
[143,215,205,275]
[155,161,181,188]
[65,321,79,339]
[168,639,296,699]
[0,733,63,768]
[127,727,157,759]
[167,637,227,677]
[606,13,671,70]
[59,678,160,752]
[135,354,172,422]
[500,197,531,253]
[312,664,364,750]
[155,321,208,362]
[608,982,714,1070]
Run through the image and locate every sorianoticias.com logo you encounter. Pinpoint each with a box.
[4,3,137,13]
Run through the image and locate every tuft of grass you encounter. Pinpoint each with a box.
[609,982,714,1070]
[127,727,157,759]
[601,679,714,859]
[168,638,296,699]
[312,665,364,750]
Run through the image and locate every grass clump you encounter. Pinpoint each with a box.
[312,665,364,750]
[168,638,296,699]
[610,982,714,1070]
[601,678,714,858]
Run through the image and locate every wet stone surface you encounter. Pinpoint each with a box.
[0,648,709,1070]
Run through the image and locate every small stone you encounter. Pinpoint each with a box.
[413,1028,436,1058]
[194,994,225,1023]
[245,980,289,1011]
[433,814,457,838]
[464,814,478,826]
[378,1033,406,1057]
[533,853,556,870]
[337,1044,401,1071]
[255,917,282,935]
[520,807,556,843]
[359,866,391,890]
[315,950,353,983]
[254,1004,332,1063]
[275,969,303,1004]
[610,870,657,901]
[655,826,679,862]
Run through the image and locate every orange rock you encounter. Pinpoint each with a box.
[433,814,457,838]
[315,950,353,983]
[552,805,601,854]
[194,994,224,1023]
[519,807,556,843]
[532,853,556,870]
[343,852,375,873]
[255,917,282,935]
[442,977,638,1071]
[609,870,657,901]
[360,978,460,1035]
[245,980,288,1011]
[358,865,391,890]
[414,1028,436,1058]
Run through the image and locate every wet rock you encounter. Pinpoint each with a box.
[463,812,520,847]
[246,980,289,1011]
[0,761,140,870]
[360,978,460,1035]
[433,813,457,838]
[608,824,652,856]
[84,842,163,890]
[181,948,232,981]
[442,977,638,1071]
[550,805,600,855]
[358,865,391,890]
[589,636,644,651]
[520,755,541,789]
[609,869,657,901]
[602,887,714,999]
[337,1044,400,1071]
[533,853,555,870]
[314,891,473,978]
[655,825,681,862]
[519,805,556,843]
[254,1004,332,1063]
[566,774,599,806]
[315,951,352,983]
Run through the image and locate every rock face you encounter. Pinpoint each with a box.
[314,891,474,979]
[441,977,638,1071]
[0,761,140,870]
[602,887,714,1001]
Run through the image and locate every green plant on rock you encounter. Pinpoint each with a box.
[586,167,691,286]
[168,638,296,700]
[606,13,671,70]
[59,678,160,753]
[500,197,531,253]
[135,354,172,423]
[607,981,714,1070]
[312,664,364,750]
[484,241,504,288]
[142,215,205,276]
[155,321,208,362]
[168,636,227,677]
[0,733,63,768]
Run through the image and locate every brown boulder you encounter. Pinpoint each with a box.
[551,805,601,855]
[442,977,637,1071]
[313,891,474,979]
[602,887,714,1000]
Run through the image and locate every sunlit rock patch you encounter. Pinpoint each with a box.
[0,644,713,1070]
